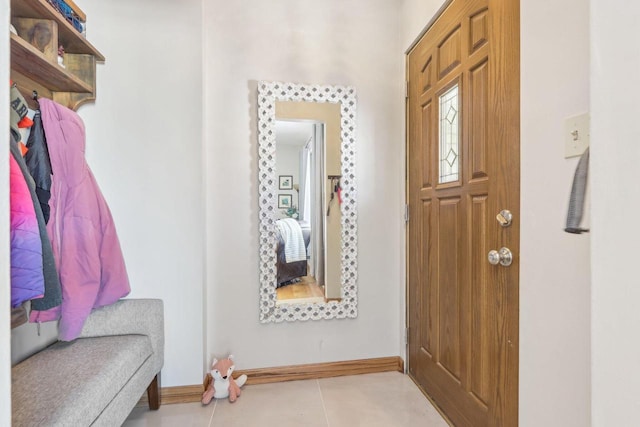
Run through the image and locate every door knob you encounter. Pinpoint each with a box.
[488,247,513,266]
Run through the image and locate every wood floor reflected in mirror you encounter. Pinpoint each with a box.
[276,275,325,305]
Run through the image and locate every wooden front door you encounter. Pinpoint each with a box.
[406,0,519,426]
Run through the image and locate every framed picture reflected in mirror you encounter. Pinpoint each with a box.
[278,194,292,208]
[279,175,293,190]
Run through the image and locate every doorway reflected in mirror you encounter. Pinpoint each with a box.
[273,120,326,305]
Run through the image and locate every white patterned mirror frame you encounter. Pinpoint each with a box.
[257,81,358,323]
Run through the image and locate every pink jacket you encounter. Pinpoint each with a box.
[30,99,130,340]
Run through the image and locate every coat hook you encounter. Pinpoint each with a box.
[32,90,38,100]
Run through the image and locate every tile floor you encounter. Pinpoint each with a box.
[123,372,450,427]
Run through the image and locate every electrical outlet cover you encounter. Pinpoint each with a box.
[565,113,590,158]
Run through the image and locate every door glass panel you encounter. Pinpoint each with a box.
[439,84,460,183]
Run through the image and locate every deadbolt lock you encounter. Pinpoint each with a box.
[496,210,513,227]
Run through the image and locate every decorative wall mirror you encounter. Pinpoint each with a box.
[258,81,357,323]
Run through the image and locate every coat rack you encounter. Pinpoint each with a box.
[327,175,342,216]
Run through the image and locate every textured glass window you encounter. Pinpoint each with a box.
[439,85,459,183]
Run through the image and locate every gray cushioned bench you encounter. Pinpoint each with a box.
[12,299,164,426]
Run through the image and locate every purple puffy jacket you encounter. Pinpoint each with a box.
[10,151,44,307]
[30,99,130,340]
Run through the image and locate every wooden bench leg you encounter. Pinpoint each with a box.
[147,374,161,410]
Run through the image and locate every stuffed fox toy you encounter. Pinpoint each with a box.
[202,354,248,404]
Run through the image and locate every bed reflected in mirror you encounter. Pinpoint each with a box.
[258,81,357,323]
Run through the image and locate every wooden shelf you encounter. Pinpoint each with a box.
[11,0,104,61]
[11,33,92,93]
[10,0,103,111]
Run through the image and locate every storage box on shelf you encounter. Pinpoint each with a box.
[10,0,104,111]
[45,0,86,34]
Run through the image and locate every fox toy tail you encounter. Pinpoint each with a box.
[235,374,248,388]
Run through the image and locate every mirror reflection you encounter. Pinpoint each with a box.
[274,101,342,305]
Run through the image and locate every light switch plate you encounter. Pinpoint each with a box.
[565,113,590,158]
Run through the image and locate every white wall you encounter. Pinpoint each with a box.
[400,1,592,426]
[400,0,446,51]
[76,0,205,387]
[275,144,300,213]
[1,0,12,423]
[204,0,405,369]
[591,1,640,425]
[520,1,591,425]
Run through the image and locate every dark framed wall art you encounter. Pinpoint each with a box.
[278,194,292,208]
[279,175,293,190]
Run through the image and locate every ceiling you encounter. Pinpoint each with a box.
[275,120,315,146]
